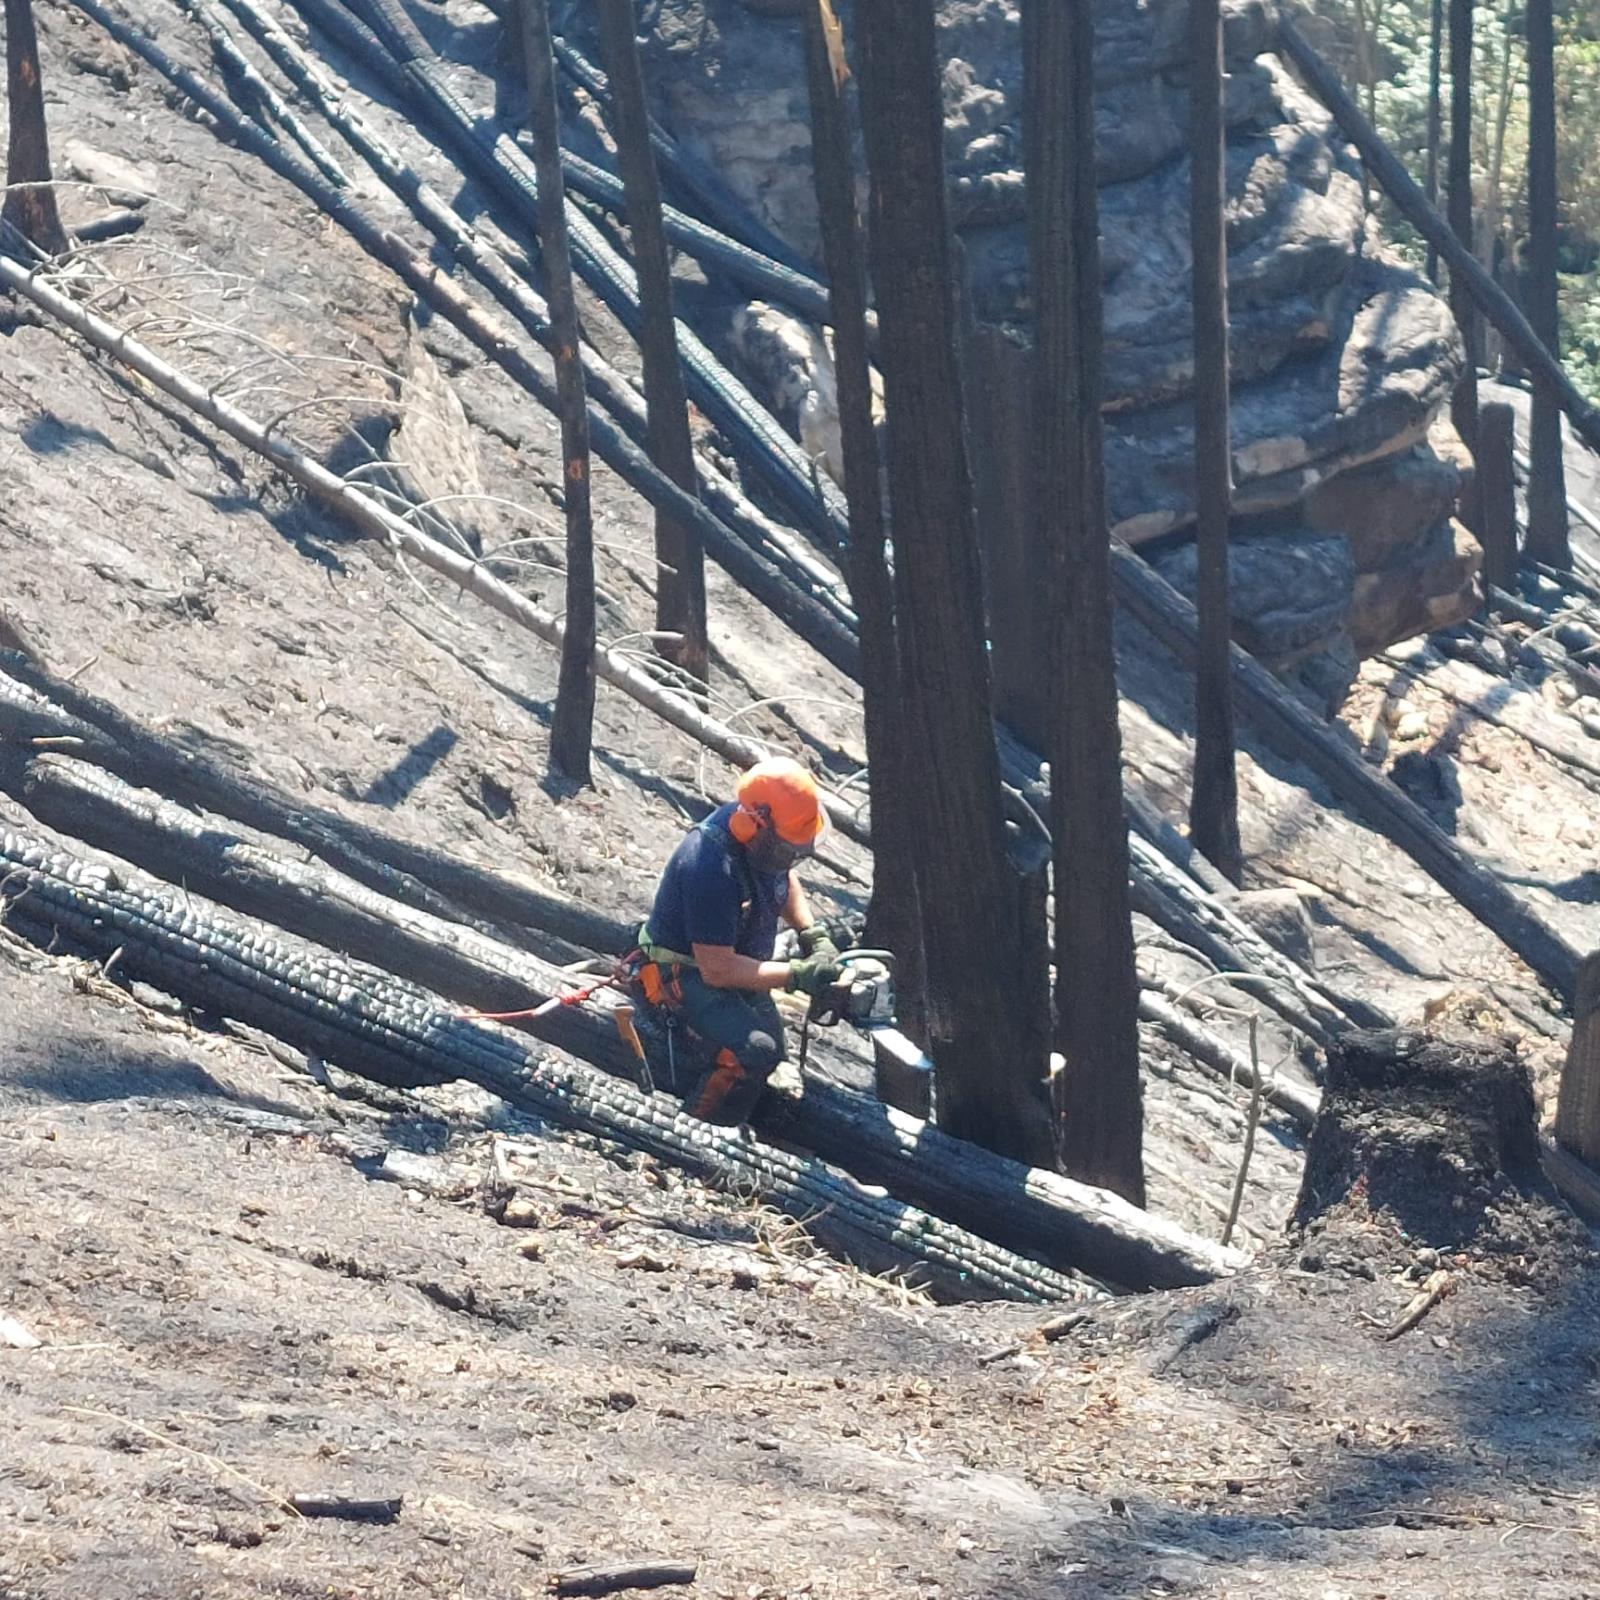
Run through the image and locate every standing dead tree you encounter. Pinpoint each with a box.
[1478,399,1518,595]
[1024,0,1145,1202]
[857,0,1055,1168]
[1425,0,1443,282]
[3,0,69,255]
[518,0,596,781]
[1187,0,1242,886]
[1556,952,1600,1171]
[800,0,924,1032]
[1447,0,1485,536]
[594,0,708,687]
[1524,0,1570,571]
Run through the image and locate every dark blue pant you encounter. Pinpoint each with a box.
[670,971,786,1125]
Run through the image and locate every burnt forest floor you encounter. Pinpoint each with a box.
[4,945,1600,1600]
[2,0,1600,1595]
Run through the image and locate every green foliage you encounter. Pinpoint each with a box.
[1320,0,1600,399]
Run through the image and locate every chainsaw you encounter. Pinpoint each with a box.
[807,947,897,1030]
[799,948,933,1117]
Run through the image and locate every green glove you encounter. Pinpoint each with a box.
[798,924,840,962]
[787,955,843,997]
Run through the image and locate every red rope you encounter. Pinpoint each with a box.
[454,970,626,1024]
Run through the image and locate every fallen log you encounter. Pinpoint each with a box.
[0,748,638,1070]
[178,0,350,188]
[70,207,147,244]
[1136,988,1320,1130]
[1126,830,1349,1045]
[469,0,804,274]
[546,15,807,269]
[0,820,1098,1303]
[1540,1136,1600,1226]
[1378,648,1600,791]
[287,1494,403,1523]
[0,747,1242,1288]
[0,660,630,957]
[1485,584,1600,702]
[1111,540,1584,1004]
[758,1086,1248,1290]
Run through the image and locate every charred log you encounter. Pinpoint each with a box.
[0,745,1243,1289]
[0,822,1100,1305]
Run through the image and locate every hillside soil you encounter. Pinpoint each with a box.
[4,946,1600,1600]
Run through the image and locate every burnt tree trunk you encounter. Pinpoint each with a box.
[856,0,1055,1168]
[1447,0,1485,536]
[1186,0,1241,886]
[964,325,1049,753]
[518,0,596,781]
[594,0,708,686]
[2,0,68,255]
[800,0,924,1035]
[1556,952,1600,1169]
[1524,0,1570,570]
[1478,399,1518,596]
[1425,0,1443,282]
[1024,0,1145,1202]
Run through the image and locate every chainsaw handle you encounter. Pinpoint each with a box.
[806,983,849,1029]
[837,948,894,967]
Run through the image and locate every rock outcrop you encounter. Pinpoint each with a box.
[573,0,1479,704]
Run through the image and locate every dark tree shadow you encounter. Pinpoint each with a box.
[19,413,116,455]
[360,724,460,807]
[3,1031,293,1119]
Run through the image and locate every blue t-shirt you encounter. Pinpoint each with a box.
[646,804,789,961]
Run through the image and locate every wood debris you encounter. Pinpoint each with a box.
[1382,1268,1457,1341]
[550,1559,697,1597]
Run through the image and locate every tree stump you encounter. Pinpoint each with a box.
[1294,1029,1583,1272]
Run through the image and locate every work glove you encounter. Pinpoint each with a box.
[786,955,843,997]
[797,924,840,963]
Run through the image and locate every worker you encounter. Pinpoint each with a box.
[636,756,842,1125]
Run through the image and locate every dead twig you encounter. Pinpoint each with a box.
[1382,1268,1456,1341]
[287,1493,403,1523]
[550,1559,698,1597]
[1221,1014,1265,1248]
[62,1404,298,1514]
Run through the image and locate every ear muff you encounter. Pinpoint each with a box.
[729,803,763,845]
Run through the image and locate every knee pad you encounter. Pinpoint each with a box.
[744,1029,784,1077]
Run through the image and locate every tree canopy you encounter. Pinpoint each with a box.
[1319,0,1600,395]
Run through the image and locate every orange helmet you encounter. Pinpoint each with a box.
[733,757,830,849]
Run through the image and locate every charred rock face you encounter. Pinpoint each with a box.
[582,0,1480,704]
[1293,1030,1587,1277]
